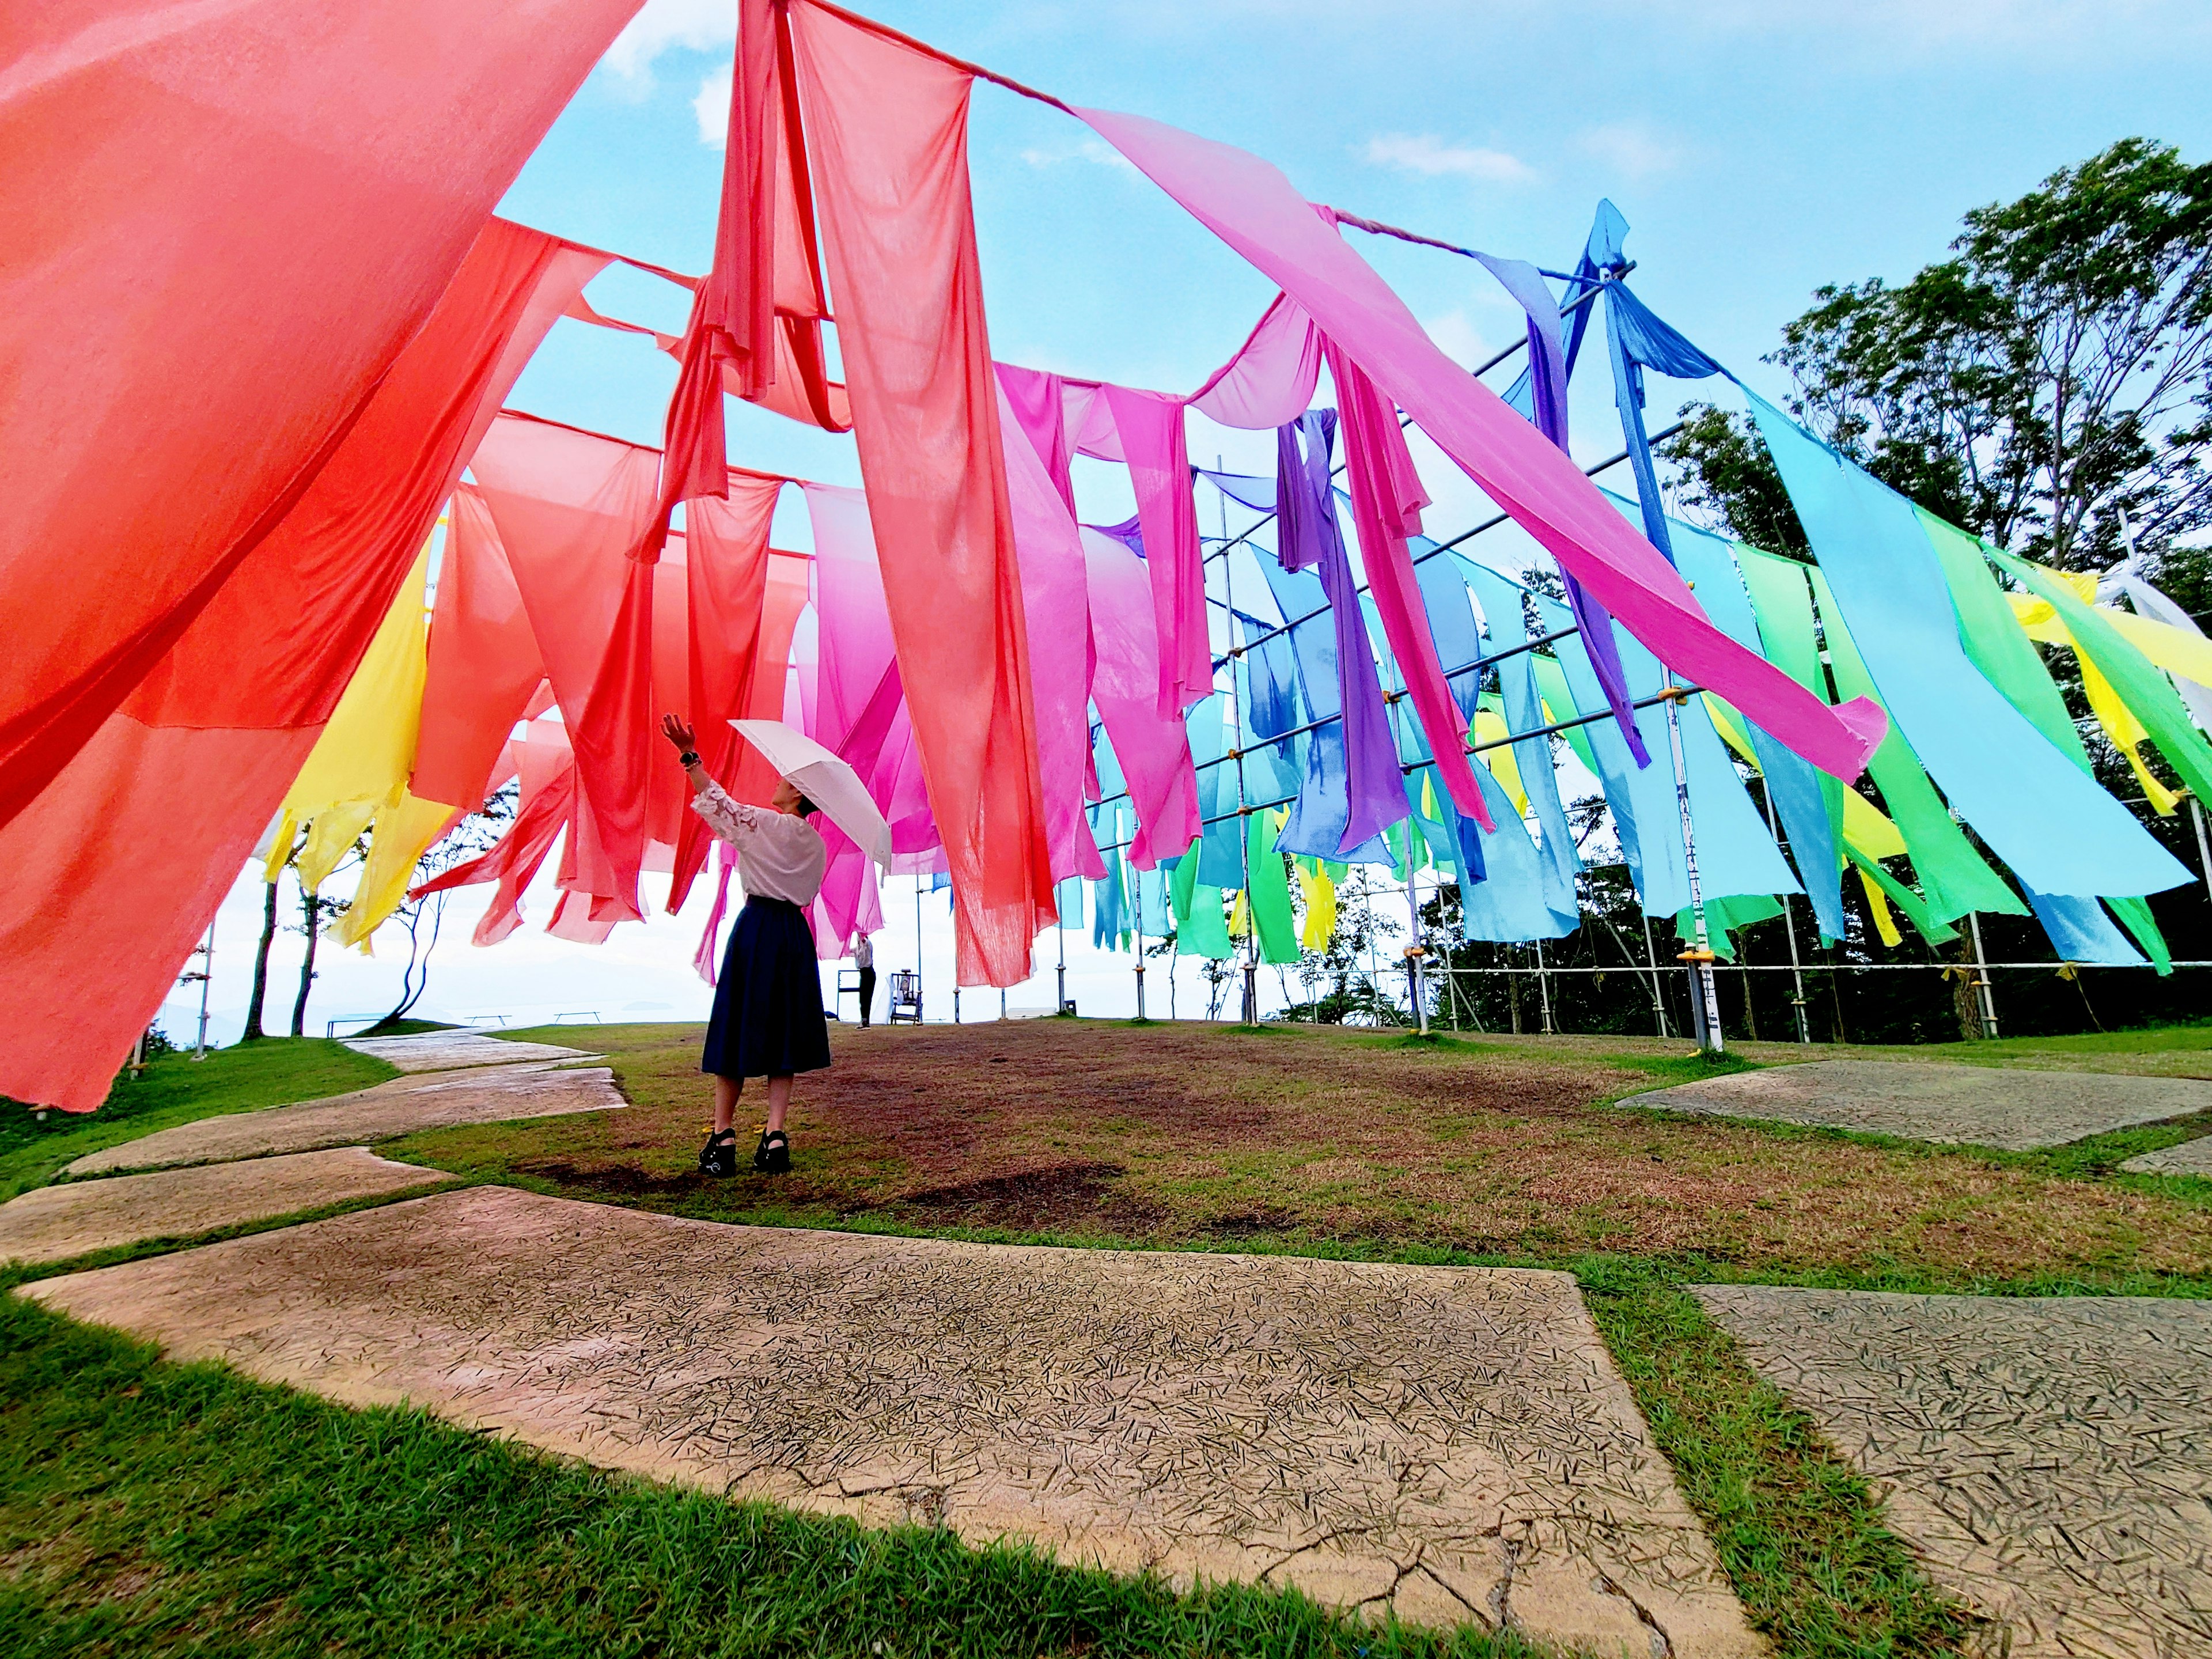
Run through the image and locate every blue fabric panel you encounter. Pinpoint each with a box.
[1615,496,1847,940]
[1260,551,1402,865]
[1184,692,1245,889]
[1092,843,1126,950]
[2025,889,2147,967]
[1752,394,2188,899]
[1138,865,1169,936]
[1464,562,1583,930]
[1538,594,1798,918]
[1198,469,1277,514]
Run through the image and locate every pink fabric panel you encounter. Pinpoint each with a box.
[1065,382,1115,461]
[1100,385,1213,718]
[644,533,692,870]
[1078,107,1886,781]
[1327,339,1491,829]
[468,412,665,919]
[0,0,640,825]
[995,365,1076,510]
[412,486,544,810]
[1188,293,1324,430]
[789,3,1055,987]
[1082,528,1200,869]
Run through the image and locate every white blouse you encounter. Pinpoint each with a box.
[691,782,827,907]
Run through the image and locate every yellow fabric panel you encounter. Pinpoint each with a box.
[1228,887,1251,940]
[283,546,433,819]
[1856,865,1903,948]
[296,799,377,895]
[2105,606,2212,695]
[1469,709,1528,814]
[2010,592,2182,813]
[1294,857,1336,952]
[332,792,460,951]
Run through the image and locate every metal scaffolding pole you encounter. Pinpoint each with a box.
[1661,685,1725,1052]
[1760,780,1812,1044]
[1224,462,1259,1027]
[1968,911,2001,1039]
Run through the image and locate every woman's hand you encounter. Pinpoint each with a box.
[660,713,698,755]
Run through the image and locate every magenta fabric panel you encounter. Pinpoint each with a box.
[1187,293,1324,430]
[1077,105,1885,781]
[1081,527,1200,869]
[1100,384,1212,718]
[995,364,1076,511]
[1325,338,1491,828]
[998,384,1108,882]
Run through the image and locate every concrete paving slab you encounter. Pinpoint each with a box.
[28,1187,1763,1653]
[0,1149,448,1266]
[2120,1135,2212,1176]
[1694,1284,2212,1659]
[1623,1059,2212,1150]
[67,1063,623,1177]
[342,1032,598,1071]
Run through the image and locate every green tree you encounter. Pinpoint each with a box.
[1668,138,2212,595]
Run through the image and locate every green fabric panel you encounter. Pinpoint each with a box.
[1323,859,1348,881]
[2107,893,2173,975]
[1245,812,1300,965]
[1384,819,1425,881]
[1530,654,1600,775]
[1808,566,2024,923]
[1988,546,2212,805]
[1843,844,1960,948]
[1169,845,1198,925]
[1735,546,1845,845]
[1178,882,1233,959]
[1914,508,2089,764]
[1673,892,1784,961]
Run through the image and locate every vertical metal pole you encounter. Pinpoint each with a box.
[1968,911,2000,1040]
[2192,796,2212,907]
[1133,899,1146,1021]
[1640,914,1671,1037]
[1761,781,1812,1045]
[1662,687,1725,1052]
[915,877,924,1023]
[1223,466,1259,1027]
[1406,869,1428,1035]
[193,919,214,1060]
[1533,937,1555,1034]
[1056,887,1068,1013]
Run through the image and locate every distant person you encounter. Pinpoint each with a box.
[853,930,876,1029]
[661,714,827,1177]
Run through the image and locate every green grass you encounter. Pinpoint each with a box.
[0,1288,1540,1659]
[0,1039,396,1203]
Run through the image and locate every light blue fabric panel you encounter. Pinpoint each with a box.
[1455,759,1573,941]
[2025,891,2147,967]
[1184,692,1245,889]
[1138,865,1169,936]
[1055,876,1086,934]
[1537,594,1797,918]
[1612,496,1846,940]
[1749,393,2188,899]
[1463,561,1583,930]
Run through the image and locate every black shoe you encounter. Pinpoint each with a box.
[698,1129,739,1178]
[753,1129,791,1175]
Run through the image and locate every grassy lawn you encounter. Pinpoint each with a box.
[11,1017,2212,1656]
[0,1039,396,1203]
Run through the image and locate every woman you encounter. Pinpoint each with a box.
[661,714,830,1177]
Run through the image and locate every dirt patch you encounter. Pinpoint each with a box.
[894,1161,1166,1233]
[1200,1206,1300,1239]
[512,1158,859,1214]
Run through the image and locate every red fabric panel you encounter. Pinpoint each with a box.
[789,2,1054,987]
[412,485,546,810]
[0,0,643,824]
[468,412,665,920]
[734,553,813,805]
[1325,338,1493,830]
[0,221,585,1110]
[668,477,785,910]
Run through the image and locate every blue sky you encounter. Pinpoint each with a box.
[176,1,2212,1042]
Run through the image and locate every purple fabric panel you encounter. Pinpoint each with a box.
[997,380,1107,882]
[1277,411,1404,852]
[1075,104,1885,782]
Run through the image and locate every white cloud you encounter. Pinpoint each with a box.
[599,0,735,86]
[1362,133,1533,184]
[1018,138,1139,176]
[693,63,732,147]
[1577,122,1680,180]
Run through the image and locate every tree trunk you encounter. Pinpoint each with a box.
[290,889,321,1038]
[240,875,281,1040]
[1952,935,1986,1041]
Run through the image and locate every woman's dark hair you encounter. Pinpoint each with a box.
[794,794,818,819]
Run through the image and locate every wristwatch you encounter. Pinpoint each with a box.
[677,750,700,768]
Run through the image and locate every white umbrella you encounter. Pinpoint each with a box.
[729,718,893,869]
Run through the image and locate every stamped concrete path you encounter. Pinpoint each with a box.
[31,1184,1766,1654]
[2121,1134,2212,1177]
[1624,1059,2212,1150]
[1696,1285,2212,1659]
[342,1031,600,1071]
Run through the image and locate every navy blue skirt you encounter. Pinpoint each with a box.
[700,896,832,1079]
